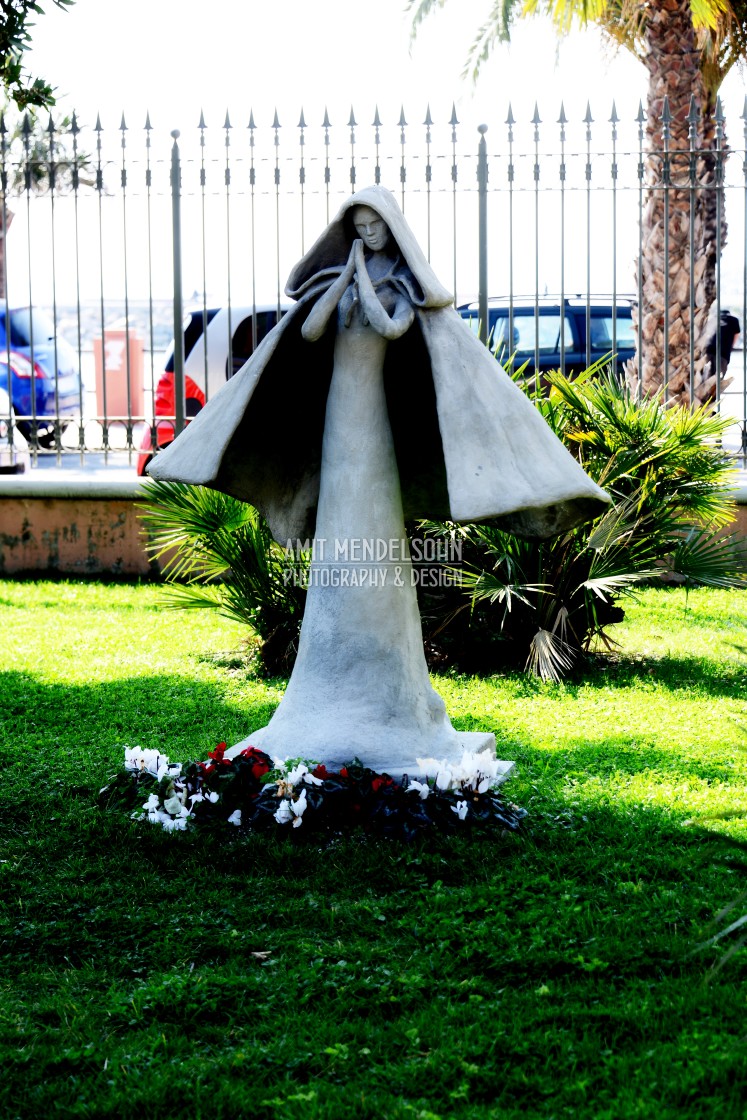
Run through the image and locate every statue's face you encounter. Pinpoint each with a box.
[352,205,391,252]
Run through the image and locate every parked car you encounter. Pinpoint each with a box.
[137,304,288,476]
[0,306,82,448]
[0,385,29,473]
[457,296,636,378]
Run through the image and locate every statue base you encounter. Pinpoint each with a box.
[226,725,509,782]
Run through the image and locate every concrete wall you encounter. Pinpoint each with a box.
[2,475,747,579]
[0,478,159,577]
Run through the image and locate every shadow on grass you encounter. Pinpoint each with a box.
[0,669,279,765]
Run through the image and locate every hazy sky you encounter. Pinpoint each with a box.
[27,0,659,132]
[18,1,747,309]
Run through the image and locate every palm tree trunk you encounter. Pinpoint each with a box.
[624,0,711,407]
[691,95,731,404]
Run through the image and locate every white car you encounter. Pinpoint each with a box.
[138,304,289,475]
[0,387,30,473]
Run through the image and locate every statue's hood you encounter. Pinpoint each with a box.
[285,185,453,309]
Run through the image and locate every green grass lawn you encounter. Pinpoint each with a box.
[2,580,747,1119]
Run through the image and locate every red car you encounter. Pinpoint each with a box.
[137,304,287,475]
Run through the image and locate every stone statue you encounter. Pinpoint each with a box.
[149,185,609,776]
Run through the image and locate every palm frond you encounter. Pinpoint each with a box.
[525,623,576,682]
[670,528,747,589]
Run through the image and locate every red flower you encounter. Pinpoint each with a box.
[371,777,385,793]
[339,767,349,778]
[238,745,272,781]
[208,741,227,762]
[311,764,329,780]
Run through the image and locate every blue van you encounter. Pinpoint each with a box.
[0,307,82,447]
[457,296,636,378]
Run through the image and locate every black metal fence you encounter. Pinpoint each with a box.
[1,97,746,470]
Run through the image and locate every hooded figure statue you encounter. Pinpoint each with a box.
[149,186,610,775]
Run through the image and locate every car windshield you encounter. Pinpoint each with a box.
[8,308,56,346]
[589,315,636,350]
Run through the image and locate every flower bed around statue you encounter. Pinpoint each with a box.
[99,743,525,842]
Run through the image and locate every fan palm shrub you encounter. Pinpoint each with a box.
[418,363,746,680]
[138,482,308,676]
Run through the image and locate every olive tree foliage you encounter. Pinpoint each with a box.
[0,0,74,111]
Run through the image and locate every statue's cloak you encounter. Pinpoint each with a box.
[148,186,610,541]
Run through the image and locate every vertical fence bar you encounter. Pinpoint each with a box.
[119,113,133,454]
[450,104,458,305]
[742,99,747,462]
[610,102,618,371]
[373,107,382,187]
[94,113,108,456]
[22,114,38,458]
[636,102,645,400]
[144,112,157,454]
[198,111,209,400]
[533,104,541,375]
[71,112,85,463]
[558,103,566,376]
[224,111,234,376]
[477,124,488,346]
[507,105,515,370]
[424,104,432,262]
[399,107,407,212]
[273,109,282,319]
[248,111,257,352]
[662,97,672,403]
[298,109,306,255]
[323,108,331,223]
[46,112,61,458]
[584,103,593,371]
[348,106,356,193]
[715,97,725,408]
[0,113,13,463]
[688,96,698,405]
[170,128,185,437]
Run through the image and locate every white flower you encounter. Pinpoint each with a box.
[303,771,323,786]
[435,769,452,791]
[451,800,469,821]
[227,809,242,826]
[274,798,294,825]
[292,788,308,828]
[406,779,430,800]
[205,791,219,804]
[285,763,309,786]
[124,748,167,776]
[143,793,160,812]
[189,792,204,807]
[274,788,308,828]
[162,816,188,832]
